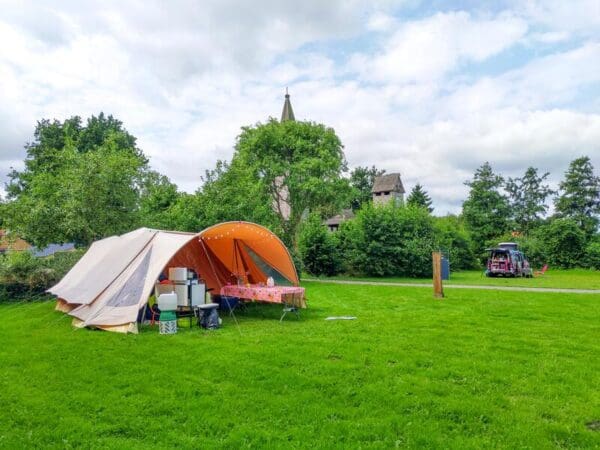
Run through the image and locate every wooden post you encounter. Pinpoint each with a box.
[432,251,444,299]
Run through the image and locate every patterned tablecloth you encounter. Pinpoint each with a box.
[220,285,306,308]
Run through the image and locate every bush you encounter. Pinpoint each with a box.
[298,214,340,276]
[585,239,600,270]
[434,216,477,271]
[533,218,586,269]
[341,203,438,277]
[0,248,85,301]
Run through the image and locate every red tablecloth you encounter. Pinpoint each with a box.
[220,285,306,308]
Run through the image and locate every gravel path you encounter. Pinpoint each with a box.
[303,278,600,295]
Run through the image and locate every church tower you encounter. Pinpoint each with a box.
[280,88,295,122]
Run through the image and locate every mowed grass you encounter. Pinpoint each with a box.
[1,283,599,449]
[316,268,600,290]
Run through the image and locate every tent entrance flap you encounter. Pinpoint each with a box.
[242,242,292,286]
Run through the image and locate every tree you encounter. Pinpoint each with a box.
[199,159,282,236]
[434,215,477,270]
[349,166,385,210]
[462,162,510,258]
[505,167,554,234]
[4,114,149,247]
[341,203,438,277]
[534,218,586,268]
[204,119,350,247]
[406,183,433,213]
[297,213,340,276]
[554,156,600,237]
[138,171,182,230]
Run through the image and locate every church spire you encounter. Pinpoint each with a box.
[280,87,295,122]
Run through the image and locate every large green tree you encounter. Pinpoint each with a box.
[348,165,385,210]
[4,114,149,246]
[406,183,433,213]
[462,162,510,257]
[554,156,599,237]
[201,119,350,247]
[505,167,554,234]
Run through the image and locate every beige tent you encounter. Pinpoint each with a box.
[50,223,299,333]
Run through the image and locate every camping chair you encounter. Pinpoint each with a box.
[534,264,548,276]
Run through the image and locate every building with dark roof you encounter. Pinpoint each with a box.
[325,209,355,232]
[372,173,405,206]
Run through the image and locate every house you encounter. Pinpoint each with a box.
[325,209,355,232]
[32,243,76,258]
[372,173,405,206]
[0,230,31,254]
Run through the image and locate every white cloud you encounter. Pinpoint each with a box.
[351,11,528,83]
[0,0,599,216]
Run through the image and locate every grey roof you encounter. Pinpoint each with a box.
[325,209,355,226]
[280,90,295,122]
[32,243,76,257]
[372,173,405,194]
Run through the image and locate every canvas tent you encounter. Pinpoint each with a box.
[50,222,299,333]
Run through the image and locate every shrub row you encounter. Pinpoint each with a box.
[0,249,85,302]
[299,205,600,277]
[299,204,478,277]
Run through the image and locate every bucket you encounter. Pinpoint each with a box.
[177,317,192,328]
[159,320,177,335]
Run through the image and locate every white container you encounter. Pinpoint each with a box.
[157,292,178,311]
[190,283,205,306]
[168,267,188,282]
[175,284,189,307]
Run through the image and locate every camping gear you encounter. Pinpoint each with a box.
[49,222,299,333]
[168,267,187,281]
[159,314,177,334]
[157,292,178,334]
[157,292,177,311]
[197,303,220,329]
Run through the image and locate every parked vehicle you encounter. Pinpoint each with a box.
[486,242,533,278]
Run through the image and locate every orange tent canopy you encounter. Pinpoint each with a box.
[168,221,299,290]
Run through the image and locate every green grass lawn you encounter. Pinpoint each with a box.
[1,283,599,449]
[312,268,600,290]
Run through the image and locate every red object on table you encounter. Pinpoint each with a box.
[220,285,306,308]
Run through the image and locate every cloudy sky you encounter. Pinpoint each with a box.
[1,0,599,214]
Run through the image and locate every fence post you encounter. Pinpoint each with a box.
[432,251,444,299]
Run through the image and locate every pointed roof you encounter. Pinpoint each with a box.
[372,173,405,194]
[280,88,295,122]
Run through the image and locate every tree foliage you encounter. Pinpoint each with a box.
[554,156,600,237]
[4,114,148,247]
[348,165,385,210]
[406,183,433,213]
[505,167,554,234]
[200,119,350,247]
[339,204,438,277]
[533,218,586,269]
[462,162,510,258]
[434,215,477,270]
[298,213,340,276]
